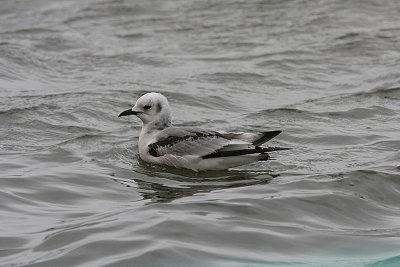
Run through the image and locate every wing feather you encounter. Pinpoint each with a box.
[148,127,285,159]
[148,127,230,157]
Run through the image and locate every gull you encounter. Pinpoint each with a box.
[118,92,288,171]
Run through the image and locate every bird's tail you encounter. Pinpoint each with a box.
[202,146,290,159]
[252,130,282,146]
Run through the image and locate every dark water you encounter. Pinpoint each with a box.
[1,0,400,266]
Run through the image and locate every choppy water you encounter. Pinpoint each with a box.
[1,0,400,266]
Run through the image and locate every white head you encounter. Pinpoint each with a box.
[119,92,171,129]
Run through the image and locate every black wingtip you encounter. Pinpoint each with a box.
[262,146,292,152]
[252,130,282,146]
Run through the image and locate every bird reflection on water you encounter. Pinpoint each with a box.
[112,156,276,203]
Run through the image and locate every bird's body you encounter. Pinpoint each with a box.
[119,92,287,171]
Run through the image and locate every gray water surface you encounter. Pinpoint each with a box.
[1,0,400,266]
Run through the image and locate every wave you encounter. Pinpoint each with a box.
[1,27,58,35]
[0,104,58,115]
[367,254,400,267]
[354,86,400,99]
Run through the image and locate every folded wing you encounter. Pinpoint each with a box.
[148,127,285,159]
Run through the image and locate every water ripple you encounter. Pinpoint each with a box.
[2,0,400,266]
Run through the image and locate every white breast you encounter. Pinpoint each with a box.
[138,127,159,162]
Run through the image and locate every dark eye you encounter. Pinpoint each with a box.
[144,105,152,110]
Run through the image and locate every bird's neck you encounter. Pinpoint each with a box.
[139,120,171,145]
[141,120,170,136]
[147,119,171,131]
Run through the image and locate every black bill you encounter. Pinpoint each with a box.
[118,109,141,117]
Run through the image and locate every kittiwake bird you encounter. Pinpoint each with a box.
[118,92,288,171]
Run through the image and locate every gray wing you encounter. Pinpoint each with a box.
[148,127,286,158]
[148,127,232,157]
[220,130,282,146]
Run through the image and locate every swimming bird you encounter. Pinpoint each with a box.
[118,92,288,171]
